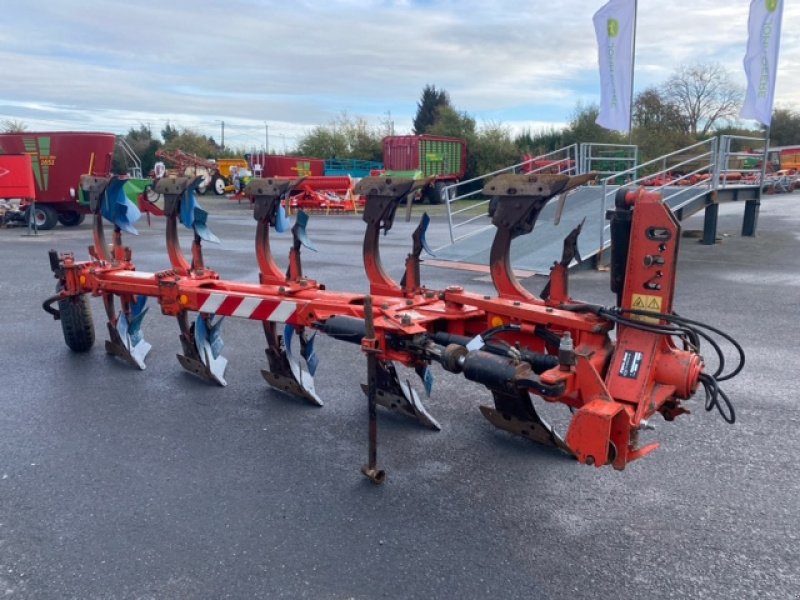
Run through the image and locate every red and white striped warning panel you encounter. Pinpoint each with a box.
[197,293,296,322]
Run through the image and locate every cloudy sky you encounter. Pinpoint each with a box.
[2,0,799,151]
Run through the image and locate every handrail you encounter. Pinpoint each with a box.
[441,145,579,246]
[599,138,714,185]
[436,134,767,262]
[116,136,143,178]
[580,143,638,178]
[595,138,720,255]
[718,134,769,184]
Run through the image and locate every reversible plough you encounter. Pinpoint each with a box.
[44,172,742,483]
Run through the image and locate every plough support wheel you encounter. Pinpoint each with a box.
[58,293,95,353]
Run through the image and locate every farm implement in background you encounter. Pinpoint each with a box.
[0,131,117,230]
[43,172,742,482]
[283,176,362,213]
[232,175,364,213]
[153,149,250,196]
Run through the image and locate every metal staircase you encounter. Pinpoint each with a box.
[433,134,766,273]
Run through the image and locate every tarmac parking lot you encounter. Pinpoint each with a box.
[1,193,799,599]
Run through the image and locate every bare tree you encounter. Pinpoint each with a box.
[1,119,28,133]
[661,63,742,136]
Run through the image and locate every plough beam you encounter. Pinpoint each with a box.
[247,178,295,285]
[156,176,213,276]
[354,176,432,297]
[82,175,114,262]
[485,173,595,301]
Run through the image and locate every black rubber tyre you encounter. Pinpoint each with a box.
[25,204,59,230]
[57,211,86,227]
[426,181,446,205]
[58,290,95,352]
[213,176,227,195]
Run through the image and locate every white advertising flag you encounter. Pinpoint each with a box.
[741,0,784,126]
[594,0,636,132]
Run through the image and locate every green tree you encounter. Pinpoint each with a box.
[768,107,800,146]
[633,88,686,131]
[295,113,385,161]
[631,88,693,161]
[562,103,625,146]
[162,127,220,158]
[515,127,565,155]
[471,123,519,176]
[296,125,348,158]
[427,105,476,140]
[339,115,384,162]
[413,85,451,134]
[161,122,179,145]
[427,105,478,178]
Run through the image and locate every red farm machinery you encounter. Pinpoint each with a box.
[381,135,467,204]
[43,172,741,482]
[154,149,221,195]
[282,176,361,213]
[0,131,116,229]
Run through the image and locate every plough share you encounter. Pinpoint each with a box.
[44,172,742,483]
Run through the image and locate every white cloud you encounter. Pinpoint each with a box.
[1,0,798,146]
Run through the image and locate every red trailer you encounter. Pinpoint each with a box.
[0,131,116,229]
[249,154,325,178]
[0,154,35,199]
[382,135,467,204]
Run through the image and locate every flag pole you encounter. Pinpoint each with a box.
[628,0,638,143]
[759,124,771,188]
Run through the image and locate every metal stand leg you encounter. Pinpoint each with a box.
[742,200,760,237]
[702,203,719,246]
[360,296,385,485]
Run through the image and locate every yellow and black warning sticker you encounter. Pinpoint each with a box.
[631,294,663,324]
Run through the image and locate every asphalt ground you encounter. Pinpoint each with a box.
[0,192,798,599]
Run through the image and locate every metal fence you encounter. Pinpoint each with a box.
[579,143,638,179]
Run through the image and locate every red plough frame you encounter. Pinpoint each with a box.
[44,173,741,483]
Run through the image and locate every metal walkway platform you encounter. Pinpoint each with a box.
[433,184,760,274]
